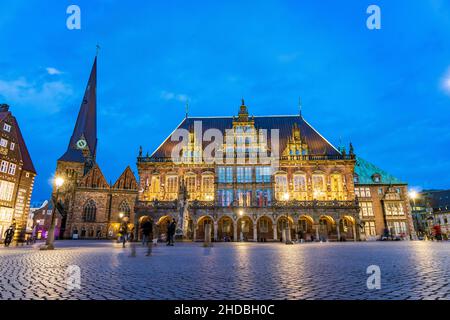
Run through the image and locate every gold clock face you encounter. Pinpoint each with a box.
[76,139,87,149]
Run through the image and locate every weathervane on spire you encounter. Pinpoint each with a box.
[185,100,189,119]
[96,43,101,56]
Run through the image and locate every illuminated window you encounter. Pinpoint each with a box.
[236,189,252,207]
[218,167,233,183]
[331,174,343,200]
[150,176,160,194]
[217,189,233,207]
[119,201,130,217]
[237,167,252,183]
[10,142,15,151]
[364,221,376,236]
[312,174,325,199]
[357,187,371,198]
[0,180,14,201]
[3,123,11,132]
[0,138,7,147]
[8,163,16,175]
[275,174,288,200]
[360,202,374,217]
[166,176,178,194]
[0,207,13,222]
[185,175,196,196]
[293,174,306,191]
[0,161,8,173]
[256,189,272,207]
[201,175,214,200]
[255,166,271,183]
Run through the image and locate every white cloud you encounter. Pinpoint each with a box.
[0,77,73,113]
[160,90,189,102]
[46,67,62,75]
[278,52,300,63]
[442,68,450,95]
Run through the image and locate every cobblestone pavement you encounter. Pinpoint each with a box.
[0,241,449,300]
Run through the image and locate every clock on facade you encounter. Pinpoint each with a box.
[76,139,87,150]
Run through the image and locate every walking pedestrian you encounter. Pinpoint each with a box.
[167,219,176,246]
[119,222,128,248]
[3,225,15,247]
[141,219,153,256]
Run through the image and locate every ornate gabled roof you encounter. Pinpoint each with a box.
[59,57,97,163]
[150,113,341,159]
[112,166,138,190]
[0,106,36,174]
[354,157,405,185]
[78,163,109,189]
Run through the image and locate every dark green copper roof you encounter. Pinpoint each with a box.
[355,157,405,185]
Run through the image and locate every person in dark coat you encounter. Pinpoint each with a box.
[141,220,153,256]
[4,226,15,247]
[167,219,176,246]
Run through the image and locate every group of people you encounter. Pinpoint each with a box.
[117,218,177,256]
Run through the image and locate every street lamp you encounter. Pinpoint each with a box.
[238,210,244,241]
[41,176,64,250]
[283,192,293,244]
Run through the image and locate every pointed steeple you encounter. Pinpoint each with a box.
[59,56,97,163]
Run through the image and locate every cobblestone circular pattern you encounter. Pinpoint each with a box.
[0,241,449,300]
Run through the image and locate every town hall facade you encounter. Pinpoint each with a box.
[54,56,415,242]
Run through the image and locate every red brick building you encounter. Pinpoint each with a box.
[54,57,138,239]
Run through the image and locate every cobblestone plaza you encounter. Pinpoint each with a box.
[0,241,449,300]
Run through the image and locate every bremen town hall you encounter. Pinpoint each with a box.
[54,57,416,242]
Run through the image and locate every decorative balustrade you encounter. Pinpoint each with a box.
[136,199,359,210]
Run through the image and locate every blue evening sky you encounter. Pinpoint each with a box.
[0,0,449,202]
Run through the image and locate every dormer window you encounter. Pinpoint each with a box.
[3,123,11,132]
[372,174,381,183]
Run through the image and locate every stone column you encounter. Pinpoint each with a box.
[273,223,277,241]
[205,222,211,243]
[315,224,319,241]
[233,221,238,242]
[253,224,258,242]
[193,224,197,242]
[213,221,218,242]
[352,223,357,242]
[336,220,341,241]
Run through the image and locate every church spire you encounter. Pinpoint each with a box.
[58,56,97,163]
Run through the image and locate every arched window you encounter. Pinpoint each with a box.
[83,200,97,222]
[119,201,130,217]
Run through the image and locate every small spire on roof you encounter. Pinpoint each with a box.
[298,97,302,118]
[185,100,189,118]
[96,43,101,57]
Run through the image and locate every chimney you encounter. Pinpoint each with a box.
[0,104,10,112]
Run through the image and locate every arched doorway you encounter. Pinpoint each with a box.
[138,216,153,241]
[298,215,314,241]
[318,215,336,241]
[217,216,233,242]
[277,216,294,241]
[339,216,356,241]
[257,216,273,242]
[237,216,253,241]
[157,216,172,242]
[196,216,214,241]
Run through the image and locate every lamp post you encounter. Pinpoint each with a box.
[41,176,64,250]
[283,192,293,244]
[408,190,420,238]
